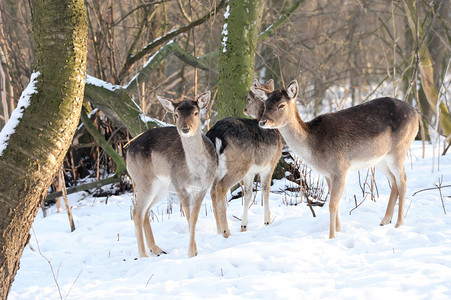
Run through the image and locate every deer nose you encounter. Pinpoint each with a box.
[259,120,267,127]
[182,127,190,134]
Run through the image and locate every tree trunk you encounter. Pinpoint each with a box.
[217,0,264,119]
[0,0,88,298]
[404,0,451,138]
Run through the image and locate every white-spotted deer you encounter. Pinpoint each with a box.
[207,79,282,235]
[127,92,217,258]
[253,80,419,238]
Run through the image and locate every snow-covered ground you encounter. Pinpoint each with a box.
[9,141,451,299]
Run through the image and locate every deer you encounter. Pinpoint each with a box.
[126,91,217,258]
[252,80,419,239]
[207,79,282,235]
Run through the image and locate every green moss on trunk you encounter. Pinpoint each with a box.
[0,0,88,297]
[217,0,264,119]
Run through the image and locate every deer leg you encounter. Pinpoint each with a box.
[133,184,157,258]
[142,186,167,255]
[260,167,274,226]
[381,182,398,226]
[213,179,232,237]
[377,159,404,227]
[386,156,407,228]
[210,178,230,237]
[216,169,248,235]
[325,177,342,230]
[143,212,165,255]
[393,165,407,228]
[240,173,255,231]
[329,174,347,239]
[335,202,341,232]
[133,207,149,258]
[177,189,191,223]
[187,192,205,258]
[210,179,222,234]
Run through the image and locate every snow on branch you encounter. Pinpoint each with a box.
[85,75,122,92]
[0,71,40,156]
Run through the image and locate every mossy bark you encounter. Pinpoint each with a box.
[0,0,88,298]
[217,0,264,119]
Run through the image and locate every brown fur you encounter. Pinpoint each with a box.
[127,92,217,257]
[255,80,419,238]
[207,79,282,234]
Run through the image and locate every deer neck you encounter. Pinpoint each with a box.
[255,105,265,121]
[278,108,312,161]
[180,130,210,174]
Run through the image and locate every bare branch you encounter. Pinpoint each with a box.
[117,0,226,82]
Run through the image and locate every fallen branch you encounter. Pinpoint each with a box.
[412,177,450,215]
[46,176,120,202]
[411,184,451,196]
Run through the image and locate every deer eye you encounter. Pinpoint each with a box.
[247,97,251,103]
[194,111,199,116]
[278,104,286,109]
[174,113,179,119]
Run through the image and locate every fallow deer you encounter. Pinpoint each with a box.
[207,79,282,235]
[253,80,419,238]
[127,92,217,257]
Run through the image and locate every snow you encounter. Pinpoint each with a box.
[0,71,40,156]
[221,6,230,53]
[9,141,451,299]
[139,114,171,127]
[85,75,122,92]
[126,41,175,90]
[224,5,230,19]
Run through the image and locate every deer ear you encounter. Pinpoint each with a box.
[196,91,211,110]
[251,86,268,102]
[265,79,274,92]
[157,96,175,113]
[252,78,260,88]
[286,80,298,100]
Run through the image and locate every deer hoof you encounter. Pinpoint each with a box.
[151,246,166,256]
[380,221,391,226]
[395,221,403,228]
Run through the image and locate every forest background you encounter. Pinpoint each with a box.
[0,0,450,298]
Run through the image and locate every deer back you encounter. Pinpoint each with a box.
[206,117,281,167]
[313,98,418,172]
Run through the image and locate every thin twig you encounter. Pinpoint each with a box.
[145,274,154,287]
[31,227,63,300]
[350,194,368,215]
[307,199,316,218]
[411,184,451,196]
[65,268,83,300]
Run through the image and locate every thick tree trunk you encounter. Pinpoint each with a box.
[0,0,88,298]
[217,0,264,119]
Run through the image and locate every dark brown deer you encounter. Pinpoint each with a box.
[253,80,419,238]
[127,92,217,257]
[207,79,282,235]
